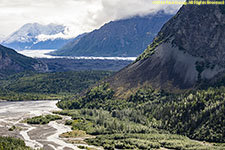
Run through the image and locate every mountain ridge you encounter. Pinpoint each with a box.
[106,4,225,97]
[0,44,48,76]
[52,11,173,57]
[1,23,73,50]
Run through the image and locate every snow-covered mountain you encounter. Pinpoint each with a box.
[0,34,5,43]
[1,23,73,50]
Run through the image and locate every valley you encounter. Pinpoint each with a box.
[1,100,224,150]
[0,1,225,150]
[17,49,134,72]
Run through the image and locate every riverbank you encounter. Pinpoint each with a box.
[0,100,101,150]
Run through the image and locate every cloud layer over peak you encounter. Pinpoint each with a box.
[0,0,183,37]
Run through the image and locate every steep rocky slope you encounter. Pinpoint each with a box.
[107,4,225,97]
[0,45,48,76]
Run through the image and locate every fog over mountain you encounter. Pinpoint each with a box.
[52,11,173,57]
[0,0,183,38]
[1,23,73,50]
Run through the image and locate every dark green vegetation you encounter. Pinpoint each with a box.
[57,83,225,149]
[0,71,112,101]
[0,136,31,150]
[135,36,164,62]
[77,145,91,149]
[88,134,225,150]
[55,108,225,150]
[57,83,115,110]
[26,114,62,125]
[1,71,112,94]
[8,125,16,131]
[51,12,172,57]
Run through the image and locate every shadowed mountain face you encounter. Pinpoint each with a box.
[52,11,173,57]
[107,4,225,97]
[0,45,48,76]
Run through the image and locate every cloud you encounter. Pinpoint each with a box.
[36,27,75,42]
[90,0,182,27]
[0,0,183,38]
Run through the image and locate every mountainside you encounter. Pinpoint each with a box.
[0,34,5,43]
[2,23,73,50]
[57,3,225,145]
[50,33,87,55]
[0,45,47,76]
[106,4,225,97]
[52,11,173,57]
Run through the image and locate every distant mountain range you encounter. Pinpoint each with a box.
[1,23,73,50]
[0,44,48,76]
[51,11,173,57]
[49,33,87,55]
[0,44,131,77]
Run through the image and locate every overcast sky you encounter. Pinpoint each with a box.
[0,0,183,38]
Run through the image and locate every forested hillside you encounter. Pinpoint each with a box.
[0,71,112,101]
[58,83,225,144]
[56,3,225,149]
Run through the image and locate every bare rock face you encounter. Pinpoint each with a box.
[0,45,48,75]
[107,3,225,97]
[159,4,225,66]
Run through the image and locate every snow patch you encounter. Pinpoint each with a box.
[3,23,73,44]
